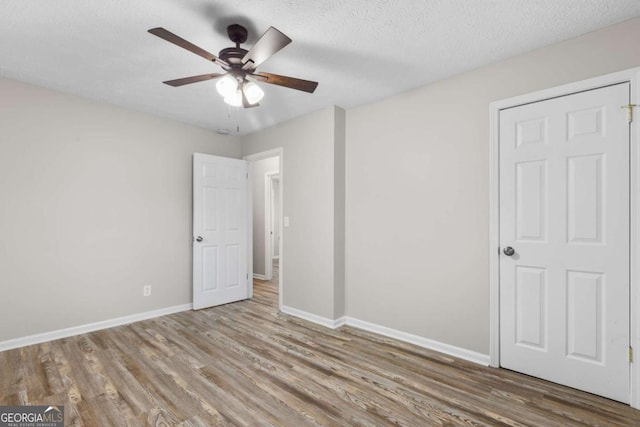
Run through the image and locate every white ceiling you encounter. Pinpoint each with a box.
[2,1,640,135]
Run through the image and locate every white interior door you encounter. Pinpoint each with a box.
[193,153,249,310]
[499,83,630,403]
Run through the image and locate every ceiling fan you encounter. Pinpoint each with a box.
[148,24,318,108]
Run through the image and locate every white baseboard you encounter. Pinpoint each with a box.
[253,274,268,280]
[4,301,490,368]
[280,305,345,329]
[344,316,490,366]
[279,307,489,366]
[0,303,193,352]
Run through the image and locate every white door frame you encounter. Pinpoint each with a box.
[489,67,640,409]
[244,148,284,310]
[264,172,280,280]
[270,175,280,261]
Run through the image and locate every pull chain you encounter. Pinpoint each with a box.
[224,104,241,133]
[236,105,240,133]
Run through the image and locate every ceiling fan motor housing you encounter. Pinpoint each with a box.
[220,24,250,70]
[218,47,249,67]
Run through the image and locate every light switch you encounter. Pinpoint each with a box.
[284,216,290,227]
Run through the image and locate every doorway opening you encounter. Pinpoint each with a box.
[244,148,283,310]
[264,171,280,280]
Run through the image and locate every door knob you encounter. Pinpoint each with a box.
[195,236,203,242]
[503,246,515,256]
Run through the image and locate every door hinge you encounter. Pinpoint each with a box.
[629,346,633,363]
[621,104,637,123]
[246,273,249,280]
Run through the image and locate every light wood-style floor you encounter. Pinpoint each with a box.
[1,261,639,426]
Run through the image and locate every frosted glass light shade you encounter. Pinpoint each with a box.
[216,75,237,97]
[224,90,242,107]
[243,81,264,105]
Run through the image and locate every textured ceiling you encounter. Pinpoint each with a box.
[2,0,640,135]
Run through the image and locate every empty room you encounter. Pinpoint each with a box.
[3,1,640,425]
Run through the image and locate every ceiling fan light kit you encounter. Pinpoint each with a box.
[243,81,264,104]
[224,90,243,107]
[148,23,318,111]
[215,74,237,98]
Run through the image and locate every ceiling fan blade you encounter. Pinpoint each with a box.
[163,73,226,87]
[241,27,292,70]
[148,27,228,68]
[253,72,318,93]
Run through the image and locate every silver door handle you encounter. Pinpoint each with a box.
[503,246,515,256]
[195,236,203,242]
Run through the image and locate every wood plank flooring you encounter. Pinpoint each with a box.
[1,262,639,426]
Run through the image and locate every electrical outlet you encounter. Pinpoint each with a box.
[143,285,152,297]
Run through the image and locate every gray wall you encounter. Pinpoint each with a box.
[250,156,279,276]
[242,106,346,320]
[0,77,241,341]
[345,17,640,354]
[333,108,346,319]
[4,17,640,355]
